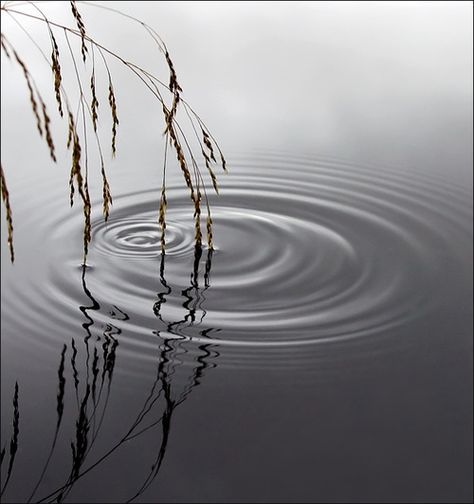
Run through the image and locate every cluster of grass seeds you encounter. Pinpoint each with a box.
[0,1,227,263]
[49,29,63,116]
[40,96,56,161]
[100,158,112,222]
[10,46,43,136]
[107,77,119,157]
[90,67,99,132]
[0,164,14,262]
[69,0,88,62]
[62,103,91,261]
[158,135,169,250]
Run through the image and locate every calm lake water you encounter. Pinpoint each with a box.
[1,2,472,502]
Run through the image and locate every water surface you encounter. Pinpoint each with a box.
[1,2,472,502]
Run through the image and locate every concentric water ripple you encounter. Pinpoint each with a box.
[2,153,472,366]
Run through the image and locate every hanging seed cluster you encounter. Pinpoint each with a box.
[1,2,227,263]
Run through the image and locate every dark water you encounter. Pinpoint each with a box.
[1,2,473,503]
[1,151,472,503]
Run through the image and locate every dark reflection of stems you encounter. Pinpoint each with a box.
[56,268,121,503]
[0,382,19,498]
[125,343,175,503]
[78,265,120,451]
[70,338,80,407]
[27,345,67,503]
[71,385,91,479]
[204,248,213,288]
[79,266,100,339]
[127,246,219,502]
[27,267,122,503]
[36,336,119,503]
[78,265,99,402]
[191,242,203,288]
[37,340,172,503]
[23,245,220,503]
[153,252,171,321]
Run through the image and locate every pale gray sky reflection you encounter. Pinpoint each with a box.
[1,1,472,181]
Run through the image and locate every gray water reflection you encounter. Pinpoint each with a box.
[1,2,472,503]
[1,151,472,502]
[2,250,219,503]
[1,153,471,368]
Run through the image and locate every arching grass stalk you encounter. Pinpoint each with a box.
[0,1,227,263]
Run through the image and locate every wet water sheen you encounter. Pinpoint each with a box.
[3,153,473,358]
[1,151,472,503]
